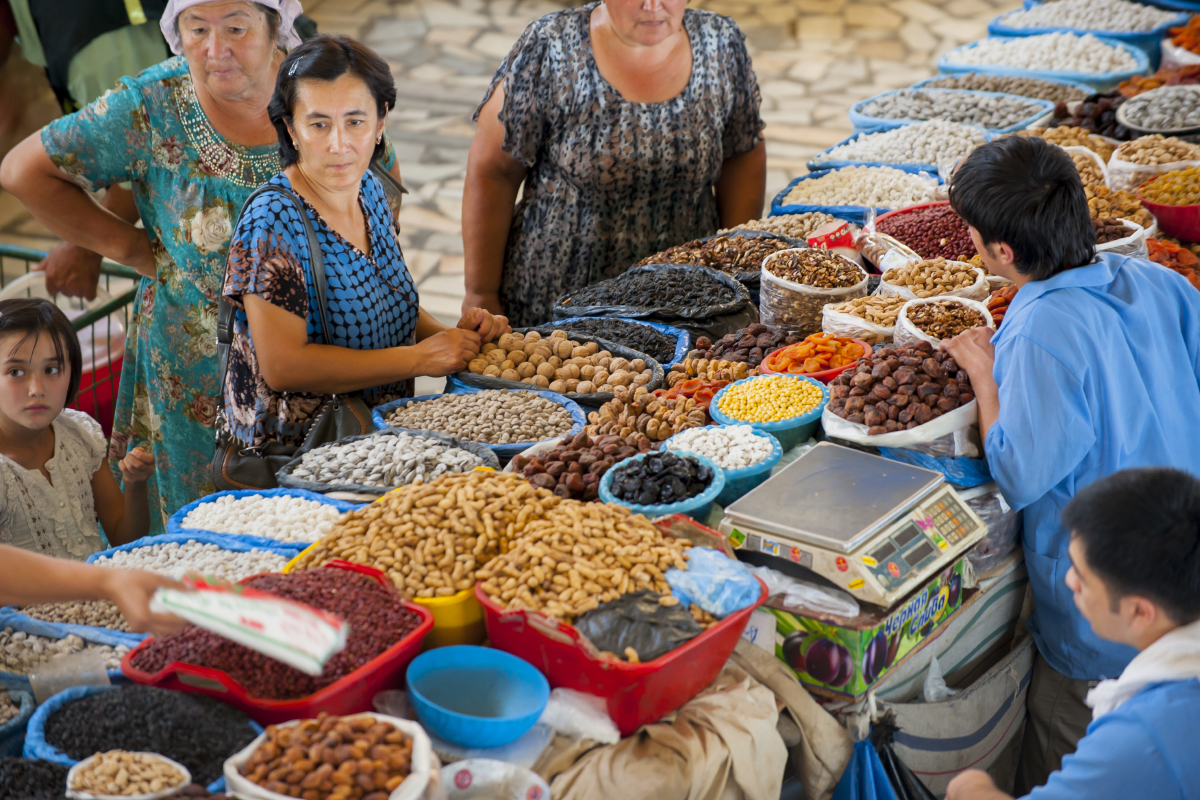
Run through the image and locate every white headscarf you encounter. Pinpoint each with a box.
[160,0,304,55]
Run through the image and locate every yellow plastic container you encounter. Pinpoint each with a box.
[412,589,487,650]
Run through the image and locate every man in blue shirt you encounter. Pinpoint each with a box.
[940,135,1200,791]
[946,468,1200,800]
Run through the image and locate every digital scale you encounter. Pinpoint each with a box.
[718,442,989,608]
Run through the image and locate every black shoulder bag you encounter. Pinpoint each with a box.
[211,183,374,491]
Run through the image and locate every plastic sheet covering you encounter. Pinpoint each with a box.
[832,739,899,800]
[959,483,1023,572]
[573,590,703,663]
[665,547,761,619]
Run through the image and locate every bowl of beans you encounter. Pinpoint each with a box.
[709,374,829,451]
[1137,167,1200,241]
[874,201,978,262]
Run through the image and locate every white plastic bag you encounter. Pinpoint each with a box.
[985,272,1013,292]
[760,250,870,336]
[1106,152,1200,194]
[1063,145,1108,190]
[893,297,995,348]
[821,304,894,345]
[922,656,958,703]
[878,263,989,303]
[1161,38,1200,71]
[744,564,860,618]
[1095,218,1149,259]
[822,398,982,458]
[66,754,191,800]
[538,688,620,744]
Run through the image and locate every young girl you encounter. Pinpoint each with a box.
[0,298,154,558]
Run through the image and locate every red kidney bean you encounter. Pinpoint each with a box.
[877,205,977,261]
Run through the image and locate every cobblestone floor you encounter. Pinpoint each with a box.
[0,0,1020,325]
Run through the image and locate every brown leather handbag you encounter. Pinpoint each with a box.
[211,182,373,491]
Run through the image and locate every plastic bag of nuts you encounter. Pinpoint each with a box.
[821,295,908,344]
[879,258,989,302]
[1106,135,1200,192]
[760,249,869,336]
[67,750,190,799]
[894,297,994,347]
[1065,146,1108,191]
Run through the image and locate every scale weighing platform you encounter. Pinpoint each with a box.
[719,442,988,608]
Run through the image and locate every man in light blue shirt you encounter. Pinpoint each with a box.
[946,468,1200,800]
[941,135,1200,792]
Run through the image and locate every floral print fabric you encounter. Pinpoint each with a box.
[220,172,419,448]
[40,56,396,532]
[476,4,764,327]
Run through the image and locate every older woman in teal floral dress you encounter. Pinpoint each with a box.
[1,0,401,533]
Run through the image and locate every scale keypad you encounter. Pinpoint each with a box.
[925,495,974,544]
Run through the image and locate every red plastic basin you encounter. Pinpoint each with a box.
[475,529,767,737]
[759,339,873,384]
[120,562,434,725]
[1137,179,1200,241]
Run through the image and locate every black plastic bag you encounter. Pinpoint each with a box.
[637,230,804,289]
[871,722,937,800]
[554,264,753,323]
[574,590,702,662]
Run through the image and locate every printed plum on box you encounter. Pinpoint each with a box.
[770,558,965,698]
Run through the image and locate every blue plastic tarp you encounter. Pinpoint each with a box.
[548,316,691,368]
[665,547,761,618]
[847,89,1053,134]
[770,169,942,227]
[833,740,899,800]
[168,488,363,541]
[807,124,996,175]
[994,3,1189,66]
[936,35,1151,93]
[877,447,994,488]
[0,608,145,649]
[0,688,33,757]
[85,531,306,567]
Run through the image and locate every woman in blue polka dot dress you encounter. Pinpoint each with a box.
[219,35,508,451]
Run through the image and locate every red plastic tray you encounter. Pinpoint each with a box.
[120,562,434,725]
[474,522,767,737]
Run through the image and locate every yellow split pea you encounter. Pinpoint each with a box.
[717,376,823,423]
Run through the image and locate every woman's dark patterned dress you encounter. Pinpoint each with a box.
[476,4,765,327]
[220,171,419,448]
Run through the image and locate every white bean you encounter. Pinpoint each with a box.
[783,166,940,210]
[999,0,1179,34]
[666,425,775,471]
[944,33,1138,74]
[182,494,344,544]
[92,541,286,582]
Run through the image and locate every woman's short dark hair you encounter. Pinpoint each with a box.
[948,136,1096,281]
[269,34,396,169]
[0,299,82,405]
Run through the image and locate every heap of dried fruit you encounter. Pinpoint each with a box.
[986,285,1018,326]
[692,323,800,366]
[607,452,714,507]
[1085,185,1155,227]
[637,235,795,276]
[1118,65,1200,98]
[653,378,730,414]
[511,431,655,500]
[1148,238,1200,292]
[762,333,867,375]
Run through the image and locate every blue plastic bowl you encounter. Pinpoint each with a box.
[406,646,549,749]
[664,426,783,508]
[709,375,829,452]
[598,450,726,521]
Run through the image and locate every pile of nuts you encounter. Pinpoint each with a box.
[512,431,655,500]
[783,166,940,210]
[0,757,70,800]
[1070,150,1107,190]
[828,342,975,434]
[1114,135,1200,164]
[587,393,707,441]
[725,212,840,240]
[530,318,678,365]
[1140,166,1200,205]
[637,234,795,276]
[607,452,714,507]
[1012,126,1116,161]
[181,494,345,544]
[21,599,131,632]
[465,330,657,396]
[476,500,692,620]
[857,90,1046,130]
[289,431,485,491]
[1095,217,1133,243]
[666,356,757,384]
[1049,92,1131,140]
[766,249,864,287]
[826,295,908,328]
[921,73,1088,104]
[822,120,986,165]
[70,751,187,797]
[386,390,576,444]
[942,32,1139,74]
[882,258,980,298]
[292,471,553,598]
[1122,86,1200,131]
[92,540,287,582]
[238,714,413,800]
[44,685,256,787]
[715,375,825,423]
[666,425,774,471]
[559,265,737,314]
[1085,185,1155,227]
[904,299,990,340]
[876,204,976,261]
[0,690,19,725]
[0,628,128,674]
[998,0,1179,33]
[693,323,799,366]
[130,569,423,700]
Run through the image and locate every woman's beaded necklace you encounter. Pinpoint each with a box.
[176,76,279,188]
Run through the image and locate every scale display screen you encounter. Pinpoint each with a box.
[893,524,921,548]
[905,540,936,567]
[871,540,897,562]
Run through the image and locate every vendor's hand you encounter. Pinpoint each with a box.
[99,568,187,638]
[462,292,503,318]
[946,769,1009,800]
[941,327,995,381]
[34,242,102,300]
[118,445,155,486]
[417,328,482,376]
[457,306,510,343]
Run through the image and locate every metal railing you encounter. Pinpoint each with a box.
[0,243,142,435]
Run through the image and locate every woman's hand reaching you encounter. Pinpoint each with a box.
[416,328,482,376]
[458,307,510,343]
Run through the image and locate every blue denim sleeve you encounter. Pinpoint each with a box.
[984,334,1096,512]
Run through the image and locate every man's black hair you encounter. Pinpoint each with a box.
[0,298,82,404]
[948,135,1096,281]
[270,34,396,169]
[1064,468,1200,625]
